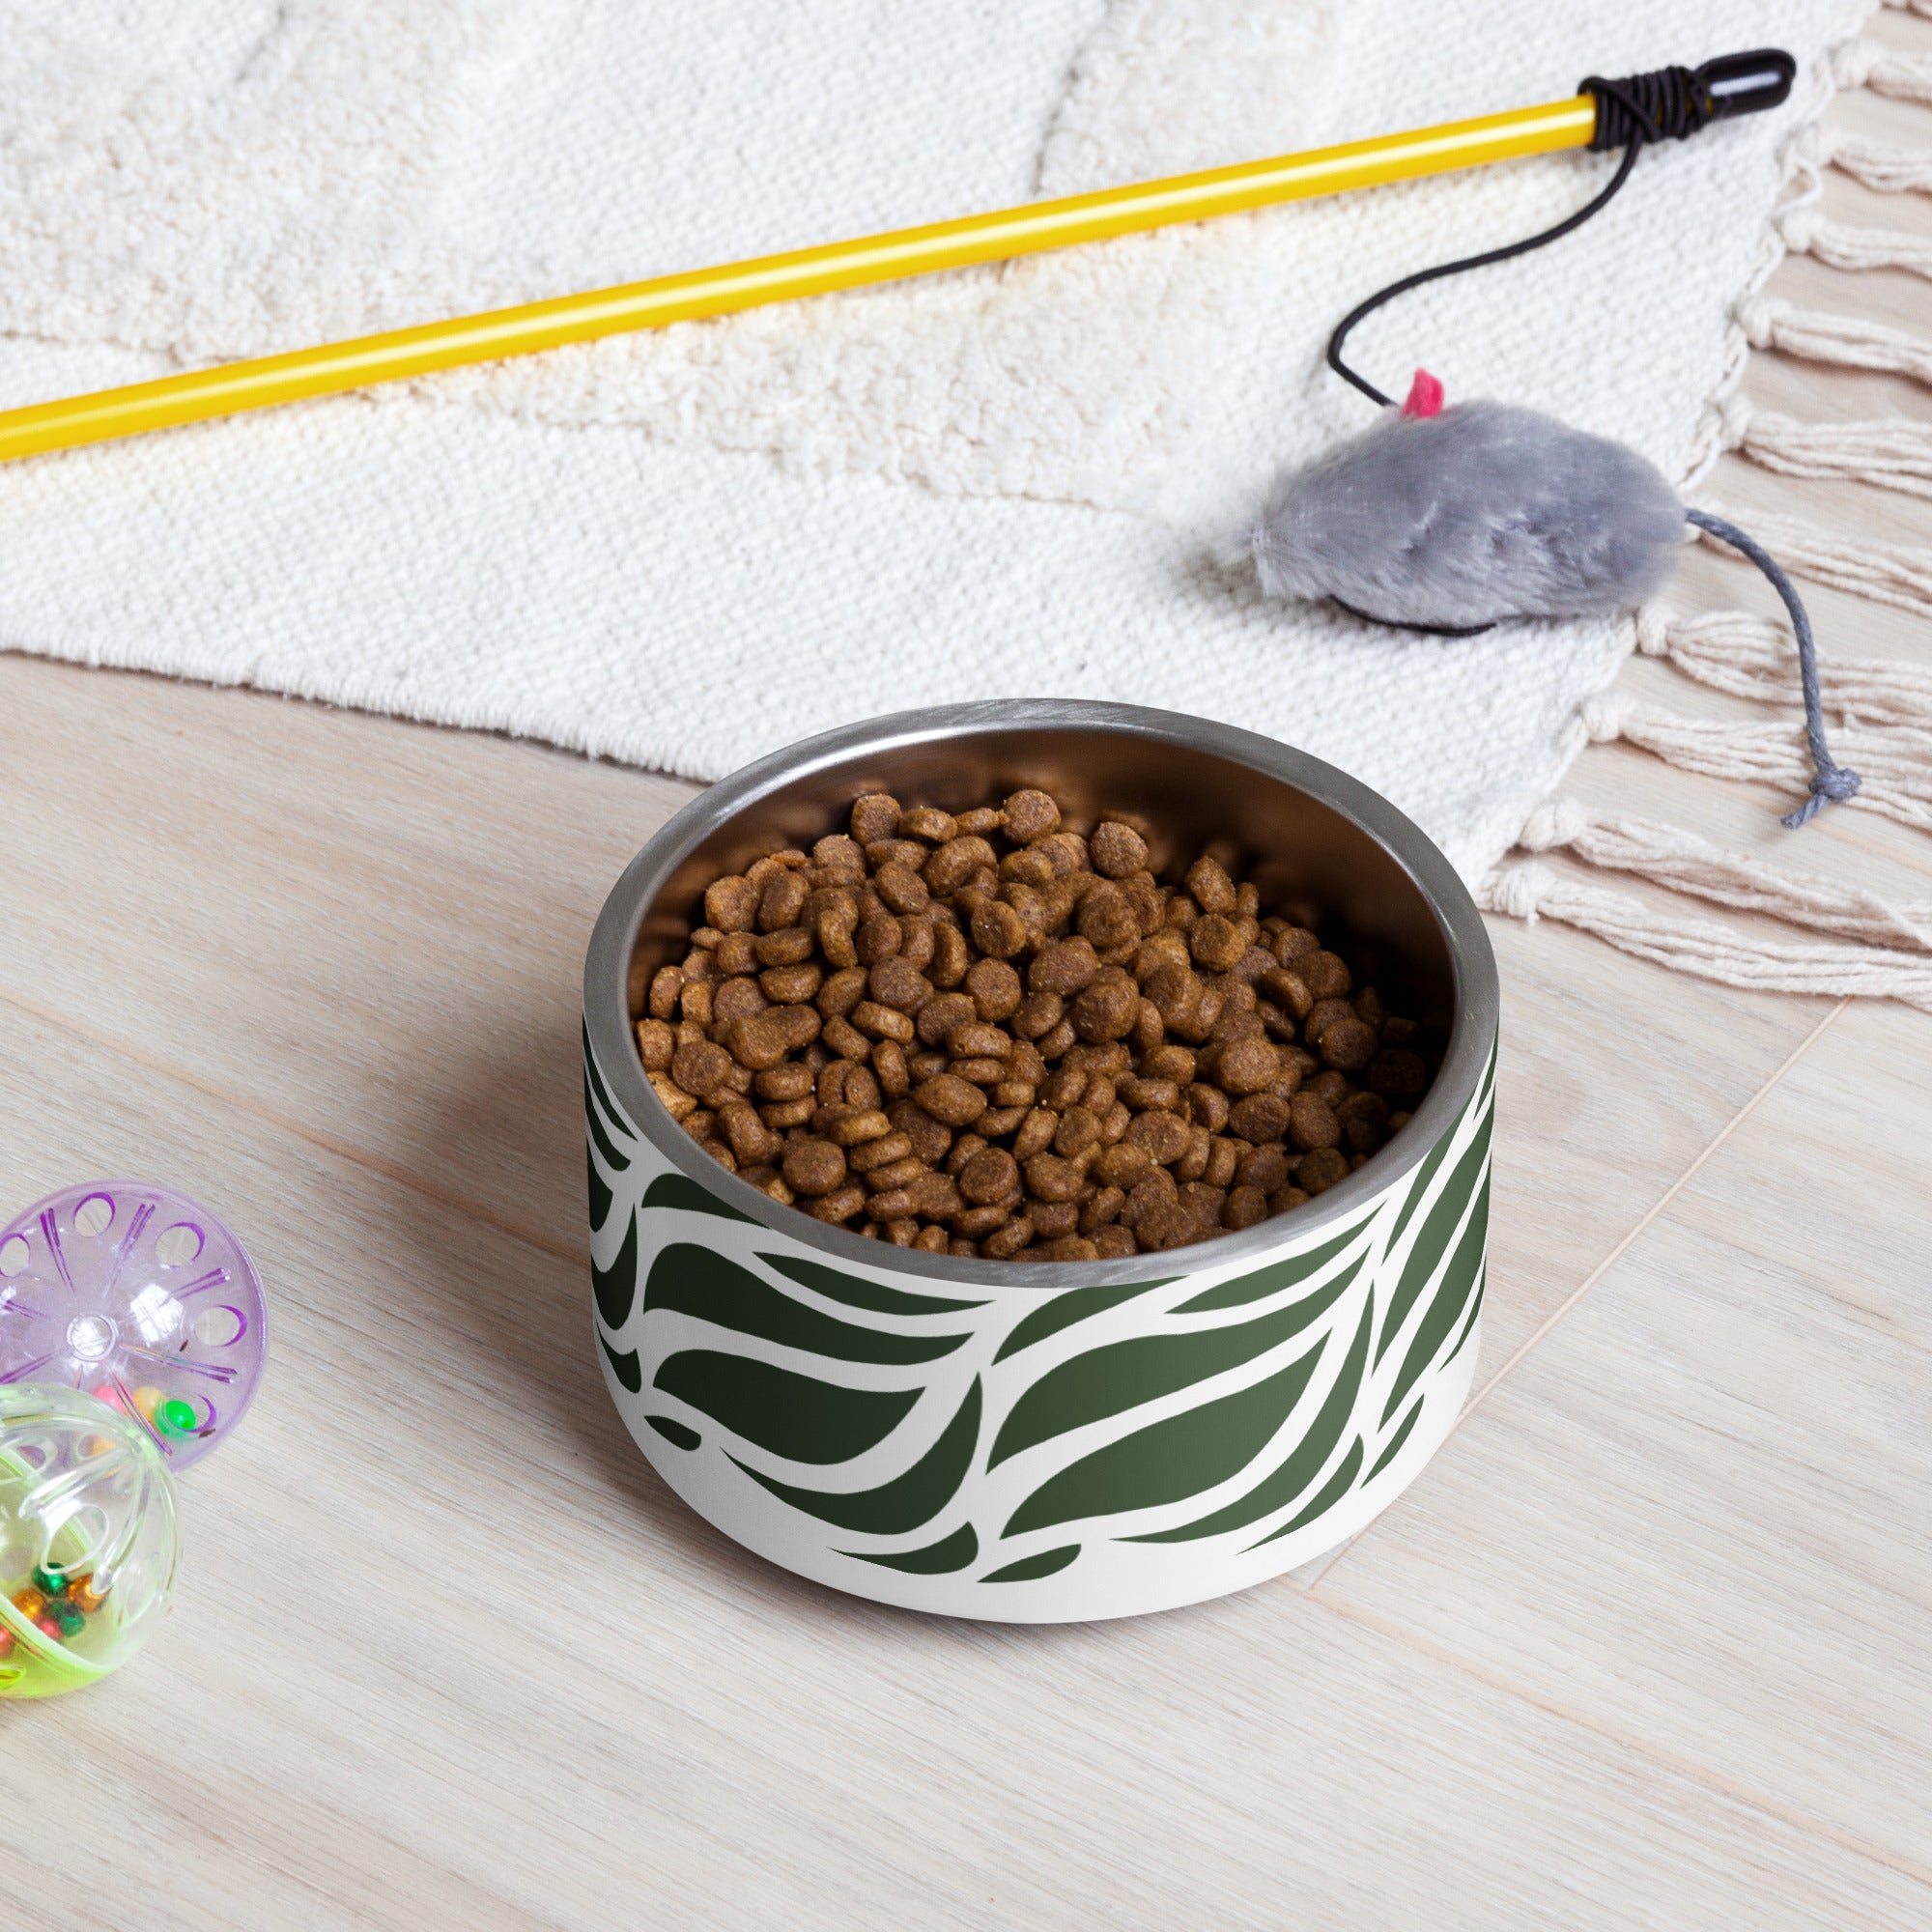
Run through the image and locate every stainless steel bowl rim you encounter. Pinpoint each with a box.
[584,698,1499,1288]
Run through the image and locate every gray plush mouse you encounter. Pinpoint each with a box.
[1248,370,1859,826]
[1250,374,1684,633]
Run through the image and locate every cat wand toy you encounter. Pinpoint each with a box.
[0,52,1792,465]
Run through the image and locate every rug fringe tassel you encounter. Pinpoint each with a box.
[1691,504,1932,618]
[1480,861,1932,1009]
[1834,35,1932,103]
[1721,396,1932,498]
[1517,797,1932,951]
[1635,604,1932,729]
[1580,687,1932,832]
[1741,297,1932,386]
[1778,206,1932,281]
[1815,126,1932,193]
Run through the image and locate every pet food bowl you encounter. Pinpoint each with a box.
[583,701,1497,1622]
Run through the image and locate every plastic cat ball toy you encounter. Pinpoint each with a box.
[0,1383,180,1697]
[0,1179,269,1697]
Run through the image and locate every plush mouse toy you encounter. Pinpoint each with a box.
[1248,54,1858,828]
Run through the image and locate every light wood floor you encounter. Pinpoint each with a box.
[3,21,1930,1929]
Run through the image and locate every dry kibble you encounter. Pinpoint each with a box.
[1090,820,1150,878]
[915,1074,989,1128]
[782,1139,847,1198]
[1319,1017,1378,1073]
[1368,1048,1430,1101]
[704,875,760,933]
[1297,1147,1350,1196]
[1214,1037,1279,1096]
[849,794,903,844]
[635,1018,675,1071]
[1002,789,1061,842]
[640,781,1437,1258]
[1288,1091,1342,1153]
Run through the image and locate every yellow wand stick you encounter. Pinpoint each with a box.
[0,52,1793,466]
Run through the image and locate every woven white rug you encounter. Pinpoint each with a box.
[0,0,1886,900]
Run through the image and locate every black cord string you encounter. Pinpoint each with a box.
[1327,76,1666,406]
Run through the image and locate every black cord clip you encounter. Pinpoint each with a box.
[1583,49,1796,151]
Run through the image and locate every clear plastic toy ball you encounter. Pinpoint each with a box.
[0,1383,180,1698]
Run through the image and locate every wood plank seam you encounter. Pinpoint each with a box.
[1299,993,1850,1593]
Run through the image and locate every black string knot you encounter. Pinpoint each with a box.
[1580,68,1713,151]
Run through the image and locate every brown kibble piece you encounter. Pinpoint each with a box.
[1090,820,1150,878]
[970,898,1028,960]
[672,1039,734,1099]
[1227,1092,1291,1143]
[1302,950,1352,999]
[704,875,760,933]
[958,1146,1020,1204]
[635,1018,675,1071]
[1024,1152,1084,1203]
[867,958,932,1012]
[1367,1048,1430,1101]
[898,805,956,842]
[964,957,1023,1021]
[1188,915,1246,974]
[1215,1037,1280,1096]
[1070,970,1139,1042]
[1223,1184,1268,1231]
[1029,937,1099,997]
[1125,1111,1191,1165]
[1137,1203,1201,1252]
[1319,1017,1378,1072]
[758,870,810,934]
[1288,1091,1342,1152]
[1297,1147,1350,1196]
[1076,884,1140,951]
[782,1139,847,1198]
[874,863,930,916]
[1002,789,1061,841]
[915,1074,988,1128]
[849,794,902,844]
[1184,856,1237,917]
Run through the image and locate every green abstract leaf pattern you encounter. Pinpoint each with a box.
[1381,1177,1489,1426]
[1174,1220,1369,1315]
[582,1021,629,1143]
[990,1272,1355,1469]
[654,1351,920,1464]
[600,1336,642,1394]
[586,1142,612,1233]
[593,1210,639,1330]
[1126,1298,1373,1544]
[737,1379,982,1533]
[1003,1336,1328,1538]
[848,1521,979,1573]
[646,1246,970,1365]
[584,1076,630,1175]
[1367,1399,1422,1482]
[1249,1436,1364,1550]
[761,1253,986,1317]
[639,1173,757,1223]
[983,1545,1080,1582]
[993,1278,1173,1362]
[1375,1113,1492,1365]
[591,1013,1495,1590]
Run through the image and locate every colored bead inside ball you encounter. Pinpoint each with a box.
[0,1384,179,1699]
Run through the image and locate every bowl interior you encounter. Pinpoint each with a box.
[628,724,1455,1034]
